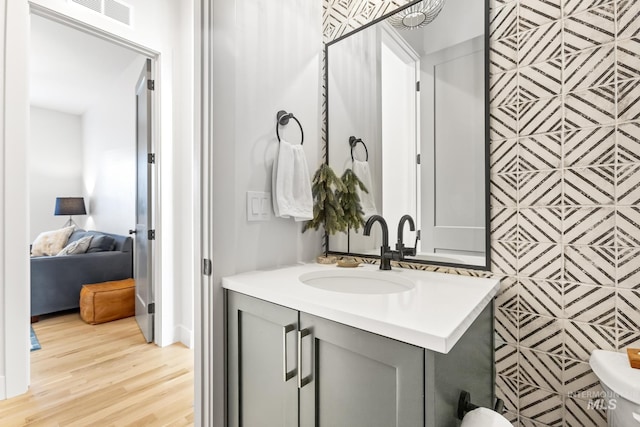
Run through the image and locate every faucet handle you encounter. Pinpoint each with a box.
[401,241,416,258]
[404,245,416,257]
[410,232,419,254]
[396,230,419,259]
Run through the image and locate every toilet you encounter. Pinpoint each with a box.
[589,349,640,426]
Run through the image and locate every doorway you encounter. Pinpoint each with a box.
[1,0,198,410]
[28,12,158,343]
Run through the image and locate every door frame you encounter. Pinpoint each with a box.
[28,3,163,342]
[193,1,218,425]
[0,0,167,399]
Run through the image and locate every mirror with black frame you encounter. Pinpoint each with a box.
[325,0,489,270]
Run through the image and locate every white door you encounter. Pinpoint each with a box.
[421,36,486,258]
[134,58,154,343]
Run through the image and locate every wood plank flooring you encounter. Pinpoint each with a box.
[0,312,194,426]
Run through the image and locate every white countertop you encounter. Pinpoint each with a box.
[222,263,500,353]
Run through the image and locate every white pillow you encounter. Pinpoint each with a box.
[31,226,75,256]
[57,235,93,256]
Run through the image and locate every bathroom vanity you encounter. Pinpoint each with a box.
[223,264,500,427]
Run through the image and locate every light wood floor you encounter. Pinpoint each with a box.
[0,312,194,426]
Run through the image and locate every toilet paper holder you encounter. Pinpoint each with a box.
[457,390,505,420]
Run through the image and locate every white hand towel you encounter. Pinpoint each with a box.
[272,144,285,218]
[272,139,313,221]
[352,159,377,218]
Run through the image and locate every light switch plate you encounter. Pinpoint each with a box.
[247,191,272,221]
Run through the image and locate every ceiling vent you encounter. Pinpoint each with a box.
[69,0,133,27]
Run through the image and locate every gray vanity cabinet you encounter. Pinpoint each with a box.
[298,312,424,427]
[227,291,299,427]
[227,291,424,427]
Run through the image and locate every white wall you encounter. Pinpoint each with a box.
[173,0,194,348]
[405,0,484,56]
[0,2,5,397]
[209,0,323,424]
[29,107,84,240]
[82,56,144,236]
[326,25,383,254]
[0,0,195,399]
[221,0,324,274]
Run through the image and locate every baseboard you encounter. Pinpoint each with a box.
[175,324,194,349]
[0,375,6,400]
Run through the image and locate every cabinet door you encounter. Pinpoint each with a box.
[227,292,298,427]
[299,313,424,427]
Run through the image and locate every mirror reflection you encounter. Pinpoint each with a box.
[326,0,488,268]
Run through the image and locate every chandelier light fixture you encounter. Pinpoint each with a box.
[388,0,446,30]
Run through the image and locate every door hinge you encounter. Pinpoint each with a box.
[148,230,156,240]
[417,230,421,240]
[147,79,155,91]
[148,302,155,314]
[416,81,420,92]
[417,154,421,164]
[148,153,155,164]
[203,258,212,276]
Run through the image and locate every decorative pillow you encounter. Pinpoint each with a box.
[86,235,117,253]
[31,226,75,256]
[57,235,93,256]
[66,229,89,245]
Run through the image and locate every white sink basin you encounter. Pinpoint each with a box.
[299,269,416,295]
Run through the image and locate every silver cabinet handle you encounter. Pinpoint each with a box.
[282,324,296,382]
[297,328,312,389]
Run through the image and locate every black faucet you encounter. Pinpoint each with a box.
[363,215,393,270]
[395,214,417,260]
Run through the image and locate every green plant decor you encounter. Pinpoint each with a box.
[338,168,368,232]
[303,163,347,237]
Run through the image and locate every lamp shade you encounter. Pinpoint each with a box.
[54,197,86,216]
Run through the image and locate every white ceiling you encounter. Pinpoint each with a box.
[30,14,143,115]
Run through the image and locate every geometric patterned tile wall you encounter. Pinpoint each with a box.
[490,0,640,425]
[323,0,640,426]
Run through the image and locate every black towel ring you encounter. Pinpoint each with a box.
[276,110,304,145]
[349,136,369,162]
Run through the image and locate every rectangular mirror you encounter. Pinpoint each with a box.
[325,0,489,270]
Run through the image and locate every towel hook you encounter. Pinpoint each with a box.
[457,390,505,420]
[276,110,304,145]
[349,136,369,162]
